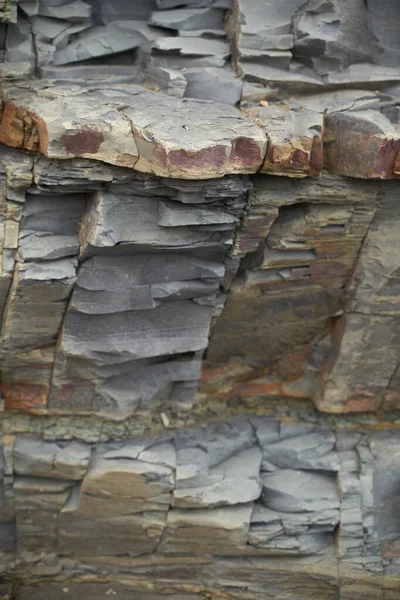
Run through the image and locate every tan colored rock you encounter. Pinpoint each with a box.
[248,104,324,177]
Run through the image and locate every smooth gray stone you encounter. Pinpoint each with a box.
[240,33,294,50]
[103,438,176,469]
[71,251,223,310]
[240,48,291,69]
[262,469,339,515]
[239,0,306,34]
[325,63,400,86]
[158,199,237,226]
[18,232,79,261]
[156,0,215,7]
[238,62,323,89]
[60,300,214,360]
[176,417,255,474]
[0,523,16,552]
[18,1,39,18]
[19,258,77,281]
[4,17,34,65]
[51,21,92,52]
[79,193,225,250]
[22,194,84,236]
[349,187,400,315]
[264,431,340,471]
[38,0,91,21]
[101,0,157,22]
[151,280,219,301]
[31,16,70,40]
[14,437,91,480]
[149,7,223,31]
[97,356,202,413]
[71,283,155,313]
[0,275,11,329]
[367,0,400,66]
[173,446,262,508]
[52,20,164,64]
[75,254,224,288]
[143,65,187,98]
[149,53,226,69]
[183,67,242,105]
[178,28,226,38]
[153,37,229,59]
[251,417,280,446]
[53,22,148,65]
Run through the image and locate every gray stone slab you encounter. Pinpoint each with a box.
[14,437,91,479]
[261,469,339,514]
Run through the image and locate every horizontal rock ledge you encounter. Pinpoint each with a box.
[0,81,267,180]
[0,82,399,180]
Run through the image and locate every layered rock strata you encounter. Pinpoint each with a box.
[1,418,400,599]
[0,0,400,598]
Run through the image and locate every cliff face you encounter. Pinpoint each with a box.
[0,0,400,599]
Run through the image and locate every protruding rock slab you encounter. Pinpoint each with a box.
[0,83,267,179]
[324,109,400,179]
[249,104,324,177]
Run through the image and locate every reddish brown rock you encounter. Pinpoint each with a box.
[248,103,324,177]
[324,109,400,179]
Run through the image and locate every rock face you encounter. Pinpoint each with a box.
[0,1,400,599]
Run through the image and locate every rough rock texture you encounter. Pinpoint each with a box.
[1,419,400,599]
[0,0,400,599]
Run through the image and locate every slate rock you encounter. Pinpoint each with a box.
[173,446,262,508]
[264,430,340,471]
[183,67,242,105]
[149,8,224,31]
[261,469,339,514]
[14,437,91,479]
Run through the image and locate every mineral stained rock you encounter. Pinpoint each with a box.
[0,0,400,599]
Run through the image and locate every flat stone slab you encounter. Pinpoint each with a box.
[1,81,399,180]
[0,82,267,179]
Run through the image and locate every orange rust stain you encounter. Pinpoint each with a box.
[343,395,380,413]
[0,102,41,152]
[231,381,282,397]
[3,383,48,413]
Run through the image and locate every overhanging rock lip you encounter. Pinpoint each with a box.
[0,80,268,180]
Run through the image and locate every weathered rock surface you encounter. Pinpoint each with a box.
[0,1,400,599]
[1,419,400,597]
[0,82,268,178]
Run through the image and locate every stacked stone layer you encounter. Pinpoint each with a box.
[0,0,399,598]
